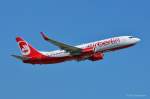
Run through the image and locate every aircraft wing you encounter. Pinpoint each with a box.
[40,32,82,55]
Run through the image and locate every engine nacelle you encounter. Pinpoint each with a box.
[89,52,104,61]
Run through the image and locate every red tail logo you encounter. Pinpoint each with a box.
[16,37,43,58]
[18,41,30,55]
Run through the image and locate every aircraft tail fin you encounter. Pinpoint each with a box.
[16,37,42,58]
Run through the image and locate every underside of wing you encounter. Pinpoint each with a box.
[40,32,82,55]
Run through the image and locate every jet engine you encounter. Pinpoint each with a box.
[89,52,104,61]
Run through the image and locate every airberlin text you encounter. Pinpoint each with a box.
[88,38,120,48]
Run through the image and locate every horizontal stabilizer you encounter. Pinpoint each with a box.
[11,55,29,60]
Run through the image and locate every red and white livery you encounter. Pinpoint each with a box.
[12,32,141,64]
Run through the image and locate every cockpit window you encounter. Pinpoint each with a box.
[129,36,135,38]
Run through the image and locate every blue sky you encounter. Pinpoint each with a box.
[0,0,150,99]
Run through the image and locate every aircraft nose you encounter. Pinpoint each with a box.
[136,38,141,43]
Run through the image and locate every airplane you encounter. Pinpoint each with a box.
[12,32,141,64]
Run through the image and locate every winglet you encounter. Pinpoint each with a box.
[40,32,49,40]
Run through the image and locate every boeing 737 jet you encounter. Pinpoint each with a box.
[12,32,141,64]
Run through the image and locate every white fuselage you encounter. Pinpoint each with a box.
[41,36,140,57]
